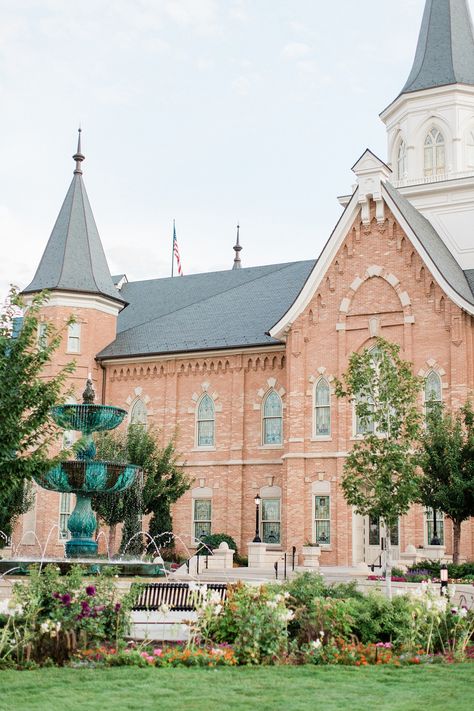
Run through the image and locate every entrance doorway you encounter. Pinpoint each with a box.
[365,517,400,566]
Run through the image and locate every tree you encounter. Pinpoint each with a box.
[0,287,74,546]
[92,426,190,557]
[0,481,34,547]
[336,338,423,598]
[418,401,474,564]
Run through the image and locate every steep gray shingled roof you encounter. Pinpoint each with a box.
[383,181,474,305]
[401,0,474,95]
[23,163,125,305]
[97,260,316,359]
[464,269,474,297]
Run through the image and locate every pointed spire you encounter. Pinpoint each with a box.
[73,127,85,175]
[22,130,125,306]
[232,223,242,269]
[401,0,474,95]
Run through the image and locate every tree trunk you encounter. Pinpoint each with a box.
[385,528,393,601]
[452,520,462,565]
[108,523,117,558]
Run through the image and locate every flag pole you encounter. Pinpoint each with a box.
[171,219,175,277]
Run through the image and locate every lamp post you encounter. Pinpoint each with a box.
[440,563,449,596]
[430,507,441,546]
[253,494,262,543]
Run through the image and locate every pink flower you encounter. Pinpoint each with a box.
[153,648,163,656]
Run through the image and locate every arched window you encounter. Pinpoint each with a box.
[397,140,407,180]
[314,378,331,437]
[130,399,147,427]
[424,371,442,417]
[424,128,445,177]
[262,390,283,445]
[355,346,379,435]
[467,131,474,167]
[196,394,215,447]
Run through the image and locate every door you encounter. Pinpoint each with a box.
[365,517,400,565]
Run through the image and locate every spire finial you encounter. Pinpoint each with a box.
[73,127,85,175]
[232,222,242,270]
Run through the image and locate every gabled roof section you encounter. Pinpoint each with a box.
[401,0,474,95]
[97,260,316,359]
[23,132,125,306]
[383,181,474,307]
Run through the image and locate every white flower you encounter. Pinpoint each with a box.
[159,604,170,615]
[40,621,51,634]
[266,600,278,609]
[319,630,325,638]
[281,609,294,622]
[283,592,291,599]
[459,607,468,618]
[214,605,222,616]
[209,591,222,605]
[311,639,322,649]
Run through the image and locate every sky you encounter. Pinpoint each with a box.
[1,0,467,298]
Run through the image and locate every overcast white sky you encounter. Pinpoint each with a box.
[1,0,468,298]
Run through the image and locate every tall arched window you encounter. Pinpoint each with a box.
[424,371,442,417]
[424,128,445,177]
[130,399,147,427]
[314,378,331,437]
[467,131,474,167]
[397,140,407,180]
[196,394,215,447]
[262,390,283,445]
[355,346,379,435]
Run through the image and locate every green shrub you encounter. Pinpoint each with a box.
[406,560,474,580]
[345,593,413,646]
[197,533,238,557]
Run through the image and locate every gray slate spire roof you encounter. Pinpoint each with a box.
[23,131,125,305]
[401,0,474,95]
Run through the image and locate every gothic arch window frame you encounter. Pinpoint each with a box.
[261,389,283,446]
[396,138,407,180]
[313,377,331,439]
[424,370,442,418]
[424,126,446,177]
[195,392,216,448]
[129,397,148,428]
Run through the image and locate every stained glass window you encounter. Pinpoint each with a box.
[262,390,282,445]
[197,394,215,447]
[193,499,212,541]
[425,371,442,418]
[262,498,281,544]
[131,399,148,428]
[59,492,73,541]
[315,379,331,436]
[314,496,330,544]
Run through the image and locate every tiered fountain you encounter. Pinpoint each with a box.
[34,378,141,559]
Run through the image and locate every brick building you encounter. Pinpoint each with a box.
[15,0,474,564]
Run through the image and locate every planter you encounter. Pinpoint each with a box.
[302,545,321,568]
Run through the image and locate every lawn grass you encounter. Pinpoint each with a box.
[1,665,474,711]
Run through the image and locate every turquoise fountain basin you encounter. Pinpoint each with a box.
[50,404,127,434]
[34,460,140,495]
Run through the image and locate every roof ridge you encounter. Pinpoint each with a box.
[115,261,310,337]
[56,176,77,289]
[78,176,101,295]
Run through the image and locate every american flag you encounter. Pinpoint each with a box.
[173,221,183,276]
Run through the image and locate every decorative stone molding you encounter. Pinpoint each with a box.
[190,384,222,412]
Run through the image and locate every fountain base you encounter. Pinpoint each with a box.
[65,538,98,558]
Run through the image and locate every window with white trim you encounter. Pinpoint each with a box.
[196,394,215,447]
[426,508,444,545]
[368,516,399,546]
[59,492,73,541]
[424,128,445,177]
[262,390,282,445]
[37,322,48,350]
[261,498,281,544]
[193,499,212,541]
[314,495,331,544]
[397,140,407,180]
[67,323,81,353]
[130,399,147,428]
[424,371,442,418]
[314,378,331,437]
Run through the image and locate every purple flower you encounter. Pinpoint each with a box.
[114,603,121,613]
[61,593,71,606]
[85,585,96,597]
